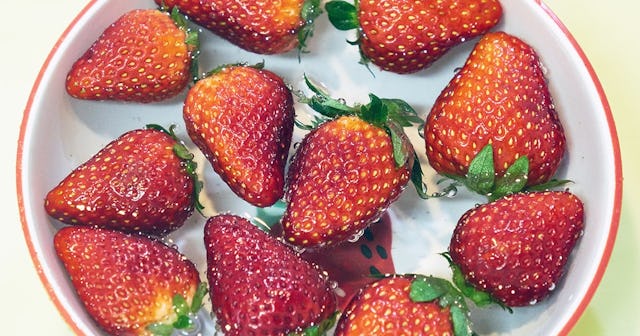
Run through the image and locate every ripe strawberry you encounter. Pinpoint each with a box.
[66,8,199,103]
[335,274,474,335]
[204,214,337,335]
[282,78,426,247]
[183,64,294,207]
[326,0,502,74]
[45,125,202,236]
[425,32,566,196]
[54,226,207,336]
[157,0,322,54]
[448,191,585,307]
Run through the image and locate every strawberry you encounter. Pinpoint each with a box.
[325,0,502,74]
[45,125,202,236]
[425,32,567,198]
[157,0,322,55]
[447,191,585,307]
[66,8,199,103]
[281,78,427,247]
[204,214,337,335]
[335,274,474,335]
[183,63,294,207]
[54,226,207,336]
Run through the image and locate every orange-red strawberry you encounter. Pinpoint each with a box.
[282,79,426,247]
[54,226,207,336]
[425,32,566,196]
[157,0,322,54]
[45,125,201,236]
[204,214,337,335]
[326,0,502,74]
[183,64,294,207]
[66,8,198,103]
[335,274,474,335]
[448,191,585,307]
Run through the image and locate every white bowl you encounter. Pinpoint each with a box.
[17,0,622,335]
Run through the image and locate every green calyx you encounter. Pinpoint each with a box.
[325,1,359,31]
[146,124,205,214]
[146,282,208,336]
[298,0,323,58]
[440,143,570,202]
[440,252,511,313]
[325,1,374,75]
[295,75,428,198]
[409,275,474,336]
[160,5,201,83]
[288,311,339,336]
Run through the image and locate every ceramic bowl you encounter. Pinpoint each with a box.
[17,0,622,335]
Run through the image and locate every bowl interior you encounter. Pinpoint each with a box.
[18,0,621,335]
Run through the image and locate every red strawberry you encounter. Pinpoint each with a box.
[282,79,426,247]
[425,32,566,196]
[54,226,206,336]
[326,0,502,74]
[204,214,337,335]
[45,125,201,236]
[282,115,412,247]
[448,191,585,307]
[183,64,294,207]
[66,8,199,103]
[157,0,322,54]
[335,275,474,335]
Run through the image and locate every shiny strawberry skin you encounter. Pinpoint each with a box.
[204,214,337,335]
[66,9,195,103]
[425,32,566,186]
[449,191,585,307]
[358,0,502,74]
[282,116,412,247]
[183,65,294,207]
[44,128,195,235]
[54,226,201,336]
[335,275,454,335]
[157,0,308,54]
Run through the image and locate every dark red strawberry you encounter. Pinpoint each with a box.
[448,191,585,307]
[66,8,199,103]
[45,125,201,236]
[157,0,322,54]
[204,214,337,335]
[281,78,426,247]
[425,32,566,197]
[54,226,206,336]
[335,274,475,335]
[183,64,294,207]
[326,0,502,74]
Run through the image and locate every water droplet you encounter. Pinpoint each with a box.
[548,283,556,291]
[347,229,366,242]
[445,187,458,198]
[529,299,538,305]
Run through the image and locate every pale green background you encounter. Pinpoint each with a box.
[3,0,637,335]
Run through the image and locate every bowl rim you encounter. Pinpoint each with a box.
[15,0,623,335]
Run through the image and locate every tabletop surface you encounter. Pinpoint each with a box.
[3,1,638,335]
